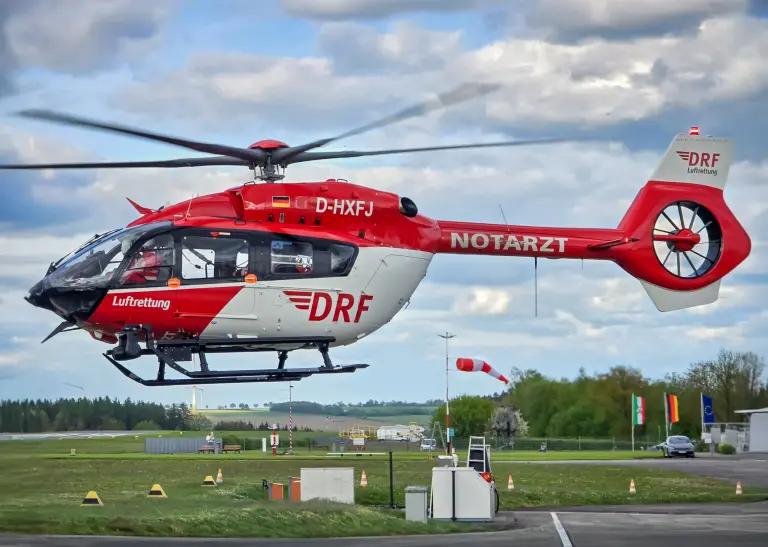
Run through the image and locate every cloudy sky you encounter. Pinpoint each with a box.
[0,0,766,409]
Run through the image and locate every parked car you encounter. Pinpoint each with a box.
[420,438,437,451]
[660,435,695,458]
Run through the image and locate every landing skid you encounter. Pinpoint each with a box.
[103,325,369,387]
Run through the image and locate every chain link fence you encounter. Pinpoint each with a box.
[218,434,664,453]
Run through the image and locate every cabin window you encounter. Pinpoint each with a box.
[181,235,249,280]
[119,234,175,286]
[330,244,355,274]
[270,240,313,275]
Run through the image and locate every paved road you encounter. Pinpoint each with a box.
[0,431,155,441]
[495,455,768,487]
[1,503,766,546]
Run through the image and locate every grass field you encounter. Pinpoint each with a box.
[1,433,766,538]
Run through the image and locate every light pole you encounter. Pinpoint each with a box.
[191,386,204,411]
[288,381,294,454]
[438,332,455,455]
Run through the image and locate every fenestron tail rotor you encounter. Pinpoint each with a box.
[652,201,723,279]
[0,82,582,182]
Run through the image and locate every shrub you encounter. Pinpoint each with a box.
[717,442,736,455]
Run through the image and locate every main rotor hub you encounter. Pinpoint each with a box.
[248,139,289,150]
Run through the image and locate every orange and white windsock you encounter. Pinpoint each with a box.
[455,358,509,384]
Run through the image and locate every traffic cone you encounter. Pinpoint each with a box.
[360,470,368,487]
[216,468,223,484]
[507,475,515,490]
[629,479,636,494]
[736,481,742,495]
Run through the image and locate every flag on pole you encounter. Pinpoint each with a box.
[702,394,715,424]
[632,395,645,425]
[666,394,680,423]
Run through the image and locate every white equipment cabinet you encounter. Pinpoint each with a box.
[428,436,498,522]
[299,467,355,504]
[430,467,496,521]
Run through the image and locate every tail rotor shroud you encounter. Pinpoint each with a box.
[652,201,723,279]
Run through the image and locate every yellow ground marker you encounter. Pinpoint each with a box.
[148,484,168,498]
[81,491,104,506]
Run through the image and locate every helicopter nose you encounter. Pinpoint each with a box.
[25,278,58,315]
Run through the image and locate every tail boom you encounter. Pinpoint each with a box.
[436,222,625,260]
[436,131,751,312]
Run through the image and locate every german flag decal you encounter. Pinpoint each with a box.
[272,196,290,208]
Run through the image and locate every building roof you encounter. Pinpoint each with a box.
[734,407,768,415]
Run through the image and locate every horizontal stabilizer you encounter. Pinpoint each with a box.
[639,280,721,312]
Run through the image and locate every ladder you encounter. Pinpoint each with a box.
[467,436,491,474]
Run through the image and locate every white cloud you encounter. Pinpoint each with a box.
[113,12,768,132]
[4,0,175,73]
[281,0,504,19]
[527,0,749,38]
[452,287,513,315]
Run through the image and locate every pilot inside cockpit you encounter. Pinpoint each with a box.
[119,236,173,285]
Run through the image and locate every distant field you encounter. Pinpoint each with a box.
[195,410,432,431]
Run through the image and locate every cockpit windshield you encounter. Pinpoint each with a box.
[43,222,172,291]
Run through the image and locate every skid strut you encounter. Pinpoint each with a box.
[103,325,368,386]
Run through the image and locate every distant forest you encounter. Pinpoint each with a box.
[267,400,442,417]
[0,398,205,433]
[0,397,445,434]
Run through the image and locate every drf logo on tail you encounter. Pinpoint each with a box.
[284,290,373,323]
[677,151,719,176]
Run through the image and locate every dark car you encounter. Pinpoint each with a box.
[661,435,695,458]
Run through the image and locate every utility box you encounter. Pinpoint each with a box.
[436,455,454,467]
[268,482,284,501]
[287,476,301,502]
[405,486,428,523]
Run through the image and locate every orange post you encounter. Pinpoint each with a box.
[290,478,301,501]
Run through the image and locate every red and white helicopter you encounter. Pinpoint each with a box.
[1,84,751,387]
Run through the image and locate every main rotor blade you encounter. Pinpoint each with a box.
[283,137,579,164]
[273,82,501,164]
[0,156,250,170]
[15,110,266,164]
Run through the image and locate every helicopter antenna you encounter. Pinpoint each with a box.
[185,193,198,218]
[498,203,509,226]
[534,257,538,318]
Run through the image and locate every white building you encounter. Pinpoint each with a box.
[734,407,768,453]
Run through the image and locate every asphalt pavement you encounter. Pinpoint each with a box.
[0,431,155,441]
[494,453,768,487]
[1,503,766,547]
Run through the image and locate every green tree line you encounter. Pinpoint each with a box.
[0,397,207,433]
[504,349,767,440]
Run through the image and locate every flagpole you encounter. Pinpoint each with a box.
[664,392,669,438]
[631,393,635,452]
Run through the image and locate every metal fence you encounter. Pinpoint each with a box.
[214,434,665,453]
[145,436,221,454]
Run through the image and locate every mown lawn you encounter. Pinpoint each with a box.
[0,454,764,537]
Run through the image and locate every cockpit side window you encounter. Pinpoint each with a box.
[270,240,313,275]
[118,234,175,286]
[180,234,250,282]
